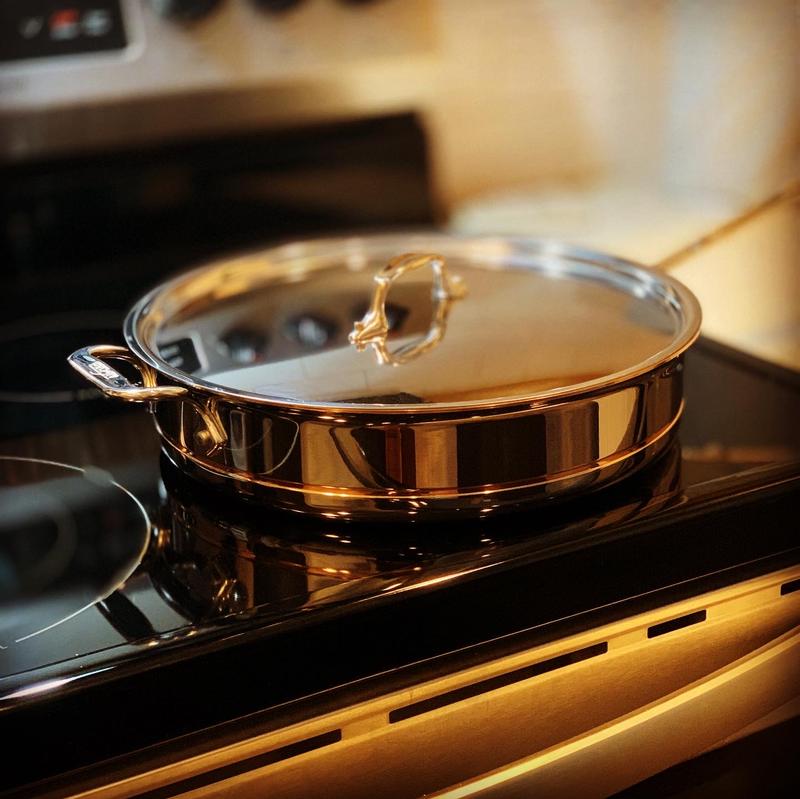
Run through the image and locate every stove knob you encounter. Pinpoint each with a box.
[251,0,304,12]
[151,0,223,21]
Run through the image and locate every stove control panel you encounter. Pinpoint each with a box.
[0,0,127,63]
[0,0,434,162]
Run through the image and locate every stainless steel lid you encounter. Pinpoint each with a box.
[126,234,701,411]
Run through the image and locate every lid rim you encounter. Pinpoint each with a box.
[124,235,702,414]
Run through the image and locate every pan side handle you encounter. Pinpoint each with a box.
[68,345,226,451]
[69,345,185,401]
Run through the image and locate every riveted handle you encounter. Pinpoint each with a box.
[68,345,227,451]
[349,253,467,366]
[69,345,186,401]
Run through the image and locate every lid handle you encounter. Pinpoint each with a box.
[349,253,467,366]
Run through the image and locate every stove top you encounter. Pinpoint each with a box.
[1,335,800,794]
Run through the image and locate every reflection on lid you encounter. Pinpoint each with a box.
[197,272,675,403]
[149,238,689,407]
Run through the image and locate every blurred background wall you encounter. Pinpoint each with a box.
[424,0,799,210]
[419,0,799,370]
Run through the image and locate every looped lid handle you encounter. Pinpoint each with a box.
[348,253,467,366]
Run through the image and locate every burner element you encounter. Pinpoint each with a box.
[0,457,150,650]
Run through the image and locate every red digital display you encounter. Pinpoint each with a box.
[49,9,81,41]
[50,9,80,26]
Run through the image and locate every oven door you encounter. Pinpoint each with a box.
[30,564,800,799]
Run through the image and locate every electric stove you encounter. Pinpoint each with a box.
[1,328,799,797]
[2,115,799,799]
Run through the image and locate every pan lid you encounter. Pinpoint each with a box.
[126,235,701,411]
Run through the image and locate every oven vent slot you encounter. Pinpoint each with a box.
[780,578,800,596]
[131,730,342,799]
[647,610,707,639]
[389,642,608,724]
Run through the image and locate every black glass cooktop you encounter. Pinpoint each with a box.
[1,337,799,794]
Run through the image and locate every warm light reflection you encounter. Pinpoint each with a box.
[410,572,466,589]
[346,252,368,271]
[6,667,113,700]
